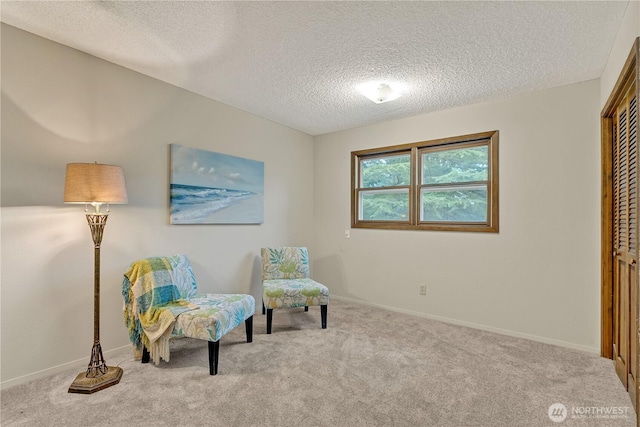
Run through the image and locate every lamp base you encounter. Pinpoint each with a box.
[68,366,123,394]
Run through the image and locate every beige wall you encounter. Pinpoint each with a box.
[313,79,601,352]
[312,0,640,356]
[0,24,315,387]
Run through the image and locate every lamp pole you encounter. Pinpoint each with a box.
[87,212,108,377]
[68,208,123,394]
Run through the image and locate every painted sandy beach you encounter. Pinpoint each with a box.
[170,183,263,224]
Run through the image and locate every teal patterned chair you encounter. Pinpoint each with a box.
[261,247,329,334]
[122,255,254,375]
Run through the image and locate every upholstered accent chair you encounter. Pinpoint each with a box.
[122,254,254,375]
[261,247,329,334]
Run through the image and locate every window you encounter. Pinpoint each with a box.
[351,130,499,232]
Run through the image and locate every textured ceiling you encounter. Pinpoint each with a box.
[0,1,630,136]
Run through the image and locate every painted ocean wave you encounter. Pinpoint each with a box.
[170,183,255,223]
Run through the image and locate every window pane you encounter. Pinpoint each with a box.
[360,189,409,221]
[361,154,410,188]
[421,186,487,222]
[422,146,488,184]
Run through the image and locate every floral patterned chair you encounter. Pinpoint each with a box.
[261,247,329,334]
[122,254,254,375]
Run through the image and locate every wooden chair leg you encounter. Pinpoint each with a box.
[266,308,273,334]
[321,305,327,329]
[245,316,253,342]
[208,341,219,375]
[142,345,150,364]
[304,306,309,312]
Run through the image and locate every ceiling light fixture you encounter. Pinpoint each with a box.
[358,82,402,104]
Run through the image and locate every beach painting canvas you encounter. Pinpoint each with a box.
[170,144,264,224]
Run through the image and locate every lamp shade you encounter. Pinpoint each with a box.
[64,163,128,204]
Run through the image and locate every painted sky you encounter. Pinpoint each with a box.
[171,144,264,193]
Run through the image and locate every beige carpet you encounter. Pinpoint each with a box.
[0,299,635,426]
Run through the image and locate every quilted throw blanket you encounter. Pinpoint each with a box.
[122,256,198,364]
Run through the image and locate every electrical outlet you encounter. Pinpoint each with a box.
[344,229,350,239]
[419,284,427,295]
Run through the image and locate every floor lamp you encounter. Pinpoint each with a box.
[64,162,127,394]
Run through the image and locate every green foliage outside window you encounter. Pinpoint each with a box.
[360,191,409,221]
[361,154,410,188]
[422,146,488,184]
[360,154,411,221]
[421,188,487,222]
[421,146,488,222]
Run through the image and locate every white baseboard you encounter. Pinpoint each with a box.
[0,345,131,390]
[331,295,600,354]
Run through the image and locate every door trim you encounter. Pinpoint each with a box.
[602,37,639,360]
